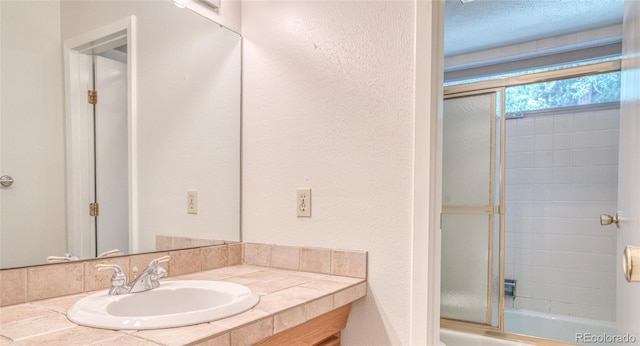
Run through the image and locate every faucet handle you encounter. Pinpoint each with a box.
[46,256,67,263]
[96,264,128,294]
[96,264,127,286]
[98,249,121,258]
[96,263,124,273]
[147,255,170,267]
[46,252,78,263]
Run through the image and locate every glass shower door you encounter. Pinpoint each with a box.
[441,91,502,326]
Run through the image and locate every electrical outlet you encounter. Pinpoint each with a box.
[187,190,198,214]
[296,188,311,217]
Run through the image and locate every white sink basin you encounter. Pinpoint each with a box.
[67,280,259,330]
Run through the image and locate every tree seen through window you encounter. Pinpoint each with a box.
[505,71,621,113]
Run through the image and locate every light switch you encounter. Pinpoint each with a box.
[187,190,198,214]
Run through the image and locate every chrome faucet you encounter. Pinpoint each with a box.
[96,263,129,295]
[96,255,170,295]
[128,255,169,293]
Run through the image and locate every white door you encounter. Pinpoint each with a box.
[1,0,67,267]
[616,0,640,343]
[93,55,128,255]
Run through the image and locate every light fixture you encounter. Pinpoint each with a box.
[172,0,186,9]
[200,0,221,9]
[173,0,221,10]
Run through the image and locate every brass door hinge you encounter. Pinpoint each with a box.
[89,202,99,217]
[88,90,98,105]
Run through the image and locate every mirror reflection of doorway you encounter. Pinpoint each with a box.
[64,18,134,260]
[91,51,128,257]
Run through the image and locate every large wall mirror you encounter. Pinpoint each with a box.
[0,0,241,269]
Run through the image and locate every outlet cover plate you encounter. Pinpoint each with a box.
[296,188,311,217]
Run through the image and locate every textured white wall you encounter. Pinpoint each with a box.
[0,1,67,268]
[241,1,416,344]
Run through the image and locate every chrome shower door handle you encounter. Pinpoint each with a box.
[600,211,622,228]
[0,175,13,187]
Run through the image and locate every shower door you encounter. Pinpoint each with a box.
[441,90,504,327]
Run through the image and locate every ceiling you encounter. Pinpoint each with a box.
[445,0,624,57]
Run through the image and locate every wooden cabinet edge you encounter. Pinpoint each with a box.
[255,303,353,346]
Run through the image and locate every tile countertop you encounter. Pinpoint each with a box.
[0,264,367,346]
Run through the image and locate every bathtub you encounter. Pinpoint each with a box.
[440,329,528,346]
[504,308,616,345]
[441,309,617,346]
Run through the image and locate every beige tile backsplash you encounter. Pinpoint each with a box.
[245,244,367,280]
[201,245,229,271]
[0,268,27,307]
[0,245,230,307]
[243,243,272,267]
[330,249,367,278]
[299,247,332,274]
[27,263,84,301]
[270,245,301,271]
[169,248,203,276]
[0,242,367,307]
[228,243,243,265]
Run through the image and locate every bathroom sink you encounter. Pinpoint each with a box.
[67,280,259,330]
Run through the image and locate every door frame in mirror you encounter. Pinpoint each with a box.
[63,16,137,259]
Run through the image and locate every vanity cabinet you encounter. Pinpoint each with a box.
[255,304,352,346]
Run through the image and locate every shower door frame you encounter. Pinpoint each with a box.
[440,60,621,345]
[441,88,504,327]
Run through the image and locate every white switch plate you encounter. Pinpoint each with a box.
[296,188,311,217]
[187,190,198,214]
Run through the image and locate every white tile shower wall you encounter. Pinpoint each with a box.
[504,108,619,322]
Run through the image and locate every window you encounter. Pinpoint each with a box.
[505,71,621,113]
